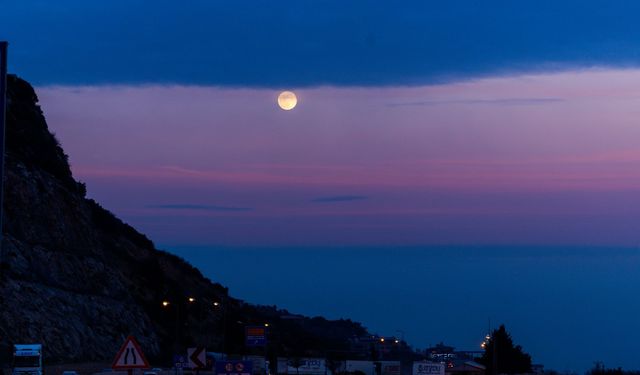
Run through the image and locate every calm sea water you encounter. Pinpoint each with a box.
[166,246,640,373]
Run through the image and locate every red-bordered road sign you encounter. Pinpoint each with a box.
[112,336,150,370]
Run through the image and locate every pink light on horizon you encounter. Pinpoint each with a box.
[34,68,640,246]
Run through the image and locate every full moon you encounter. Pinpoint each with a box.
[277,91,298,110]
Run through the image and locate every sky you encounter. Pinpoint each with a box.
[3,1,640,371]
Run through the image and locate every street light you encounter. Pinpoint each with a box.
[481,331,497,375]
[212,296,229,356]
[162,295,230,355]
[162,296,199,353]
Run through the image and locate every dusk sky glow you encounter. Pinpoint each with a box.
[4,1,640,371]
[35,69,640,246]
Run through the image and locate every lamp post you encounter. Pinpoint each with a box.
[162,296,197,353]
[213,295,229,357]
[0,41,8,260]
[481,333,496,375]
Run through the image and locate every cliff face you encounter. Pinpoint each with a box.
[0,76,367,364]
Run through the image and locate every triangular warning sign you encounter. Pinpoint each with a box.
[112,336,150,370]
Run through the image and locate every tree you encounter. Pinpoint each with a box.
[288,357,303,375]
[480,325,532,375]
[326,350,348,375]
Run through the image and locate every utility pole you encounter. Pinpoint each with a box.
[0,41,8,261]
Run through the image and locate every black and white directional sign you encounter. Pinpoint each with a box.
[188,347,206,369]
[112,336,151,370]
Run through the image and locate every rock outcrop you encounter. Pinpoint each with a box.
[0,76,367,364]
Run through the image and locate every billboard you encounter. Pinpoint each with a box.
[345,361,374,375]
[244,355,267,374]
[286,358,326,375]
[413,363,444,375]
[245,326,267,347]
[380,361,401,375]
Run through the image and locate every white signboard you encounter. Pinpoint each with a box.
[413,363,444,375]
[287,358,326,375]
[380,361,401,375]
[278,358,289,375]
[345,361,374,375]
[244,355,267,374]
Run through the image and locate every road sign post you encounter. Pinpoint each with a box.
[113,336,151,375]
[0,41,8,259]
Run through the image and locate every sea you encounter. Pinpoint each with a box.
[166,245,640,374]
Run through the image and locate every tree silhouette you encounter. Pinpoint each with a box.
[288,357,303,375]
[480,325,532,375]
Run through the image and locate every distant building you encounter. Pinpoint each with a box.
[348,336,410,361]
[276,357,326,375]
[422,342,485,375]
[445,361,485,375]
[425,343,456,363]
[531,364,544,374]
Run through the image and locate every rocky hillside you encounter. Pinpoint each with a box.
[0,75,368,365]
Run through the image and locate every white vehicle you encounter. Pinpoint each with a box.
[12,344,43,375]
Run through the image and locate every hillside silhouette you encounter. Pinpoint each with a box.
[0,75,368,364]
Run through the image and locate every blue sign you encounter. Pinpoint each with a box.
[245,326,267,347]
[173,355,187,369]
[215,360,253,375]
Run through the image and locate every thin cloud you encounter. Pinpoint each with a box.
[387,97,564,108]
[312,196,368,203]
[148,204,253,212]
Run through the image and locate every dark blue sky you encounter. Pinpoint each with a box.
[2,0,640,86]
